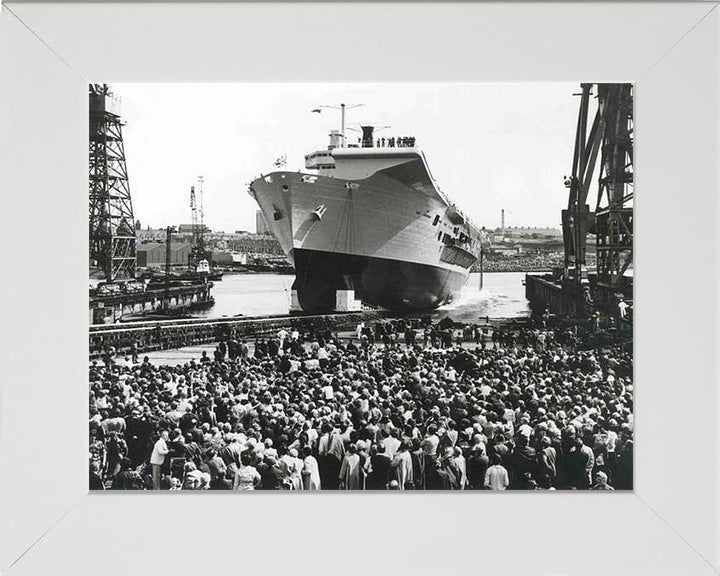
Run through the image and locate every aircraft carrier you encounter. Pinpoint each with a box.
[249,118,489,314]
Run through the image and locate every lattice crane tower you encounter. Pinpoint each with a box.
[89,84,137,281]
[562,83,633,289]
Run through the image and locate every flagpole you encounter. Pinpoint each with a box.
[341,103,346,148]
[312,103,362,149]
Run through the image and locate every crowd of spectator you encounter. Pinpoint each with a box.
[89,317,633,491]
[476,253,564,273]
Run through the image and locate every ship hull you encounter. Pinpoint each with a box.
[249,151,481,314]
[292,248,467,313]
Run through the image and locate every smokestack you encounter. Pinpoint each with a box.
[501,209,505,240]
[361,126,375,148]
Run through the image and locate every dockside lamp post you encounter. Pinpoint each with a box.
[165,226,177,307]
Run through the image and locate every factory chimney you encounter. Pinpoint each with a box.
[501,209,505,240]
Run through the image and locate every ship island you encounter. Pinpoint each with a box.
[249,110,489,314]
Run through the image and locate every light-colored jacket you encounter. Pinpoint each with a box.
[302,455,321,490]
[150,438,169,466]
[484,464,509,490]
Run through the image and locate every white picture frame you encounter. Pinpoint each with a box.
[1,2,718,575]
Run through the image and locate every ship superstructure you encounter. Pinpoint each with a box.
[249,110,488,313]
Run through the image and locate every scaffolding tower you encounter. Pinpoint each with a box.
[89,84,136,281]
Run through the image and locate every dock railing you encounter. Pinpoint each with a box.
[89,310,388,360]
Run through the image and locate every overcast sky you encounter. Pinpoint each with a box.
[115,83,586,233]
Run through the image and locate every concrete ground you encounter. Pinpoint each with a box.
[114,343,218,368]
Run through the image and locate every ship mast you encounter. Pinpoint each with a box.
[341,103,345,146]
[313,103,364,147]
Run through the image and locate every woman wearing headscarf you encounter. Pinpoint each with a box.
[301,446,321,490]
[233,450,261,490]
[282,448,304,490]
[390,441,413,490]
[339,443,362,490]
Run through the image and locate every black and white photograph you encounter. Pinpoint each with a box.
[9,1,720,573]
[88,83,633,492]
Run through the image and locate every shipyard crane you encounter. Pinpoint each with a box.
[188,176,207,272]
[89,84,137,281]
[561,83,633,314]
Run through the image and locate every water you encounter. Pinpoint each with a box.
[192,271,529,320]
[194,273,296,318]
[434,272,530,322]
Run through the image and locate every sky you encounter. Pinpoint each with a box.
[115,83,587,233]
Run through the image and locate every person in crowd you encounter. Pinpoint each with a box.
[452,447,468,490]
[89,460,104,490]
[200,448,230,490]
[318,422,345,489]
[339,444,363,490]
[368,444,392,490]
[565,437,595,489]
[484,453,510,490]
[111,457,143,490]
[302,446,321,490]
[591,471,614,490]
[390,442,413,490]
[150,430,169,490]
[283,448,304,491]
[467,444,489,490]
[233,450,261,490]
[617,296,630,319]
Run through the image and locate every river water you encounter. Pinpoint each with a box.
[191,271,529,321]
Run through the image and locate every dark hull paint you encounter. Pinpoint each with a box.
[292,248,468,313]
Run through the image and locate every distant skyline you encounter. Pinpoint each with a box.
[116,83,588,233]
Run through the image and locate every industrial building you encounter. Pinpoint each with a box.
[228,234,285,256]
[136,242,193,268]
[178,223,210,235]
[210,251,247,266]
